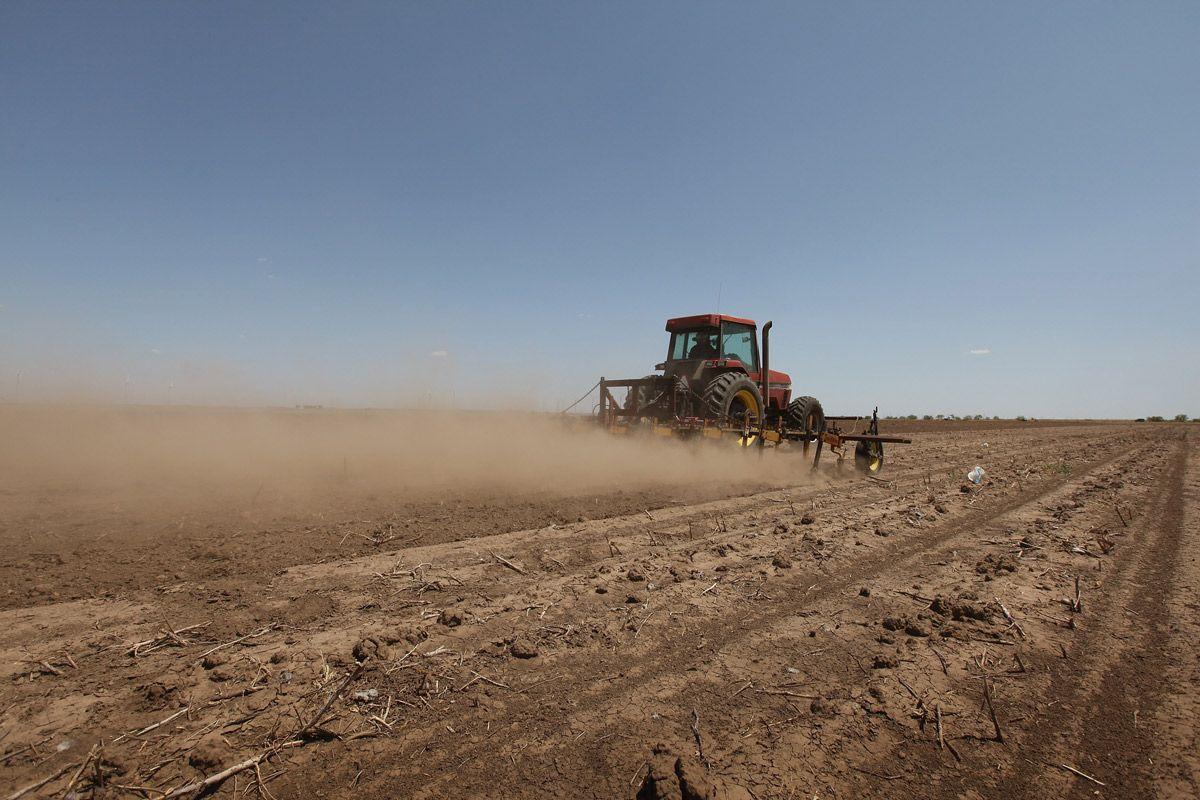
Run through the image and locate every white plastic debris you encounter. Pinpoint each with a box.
[352,689,379,702]
[968,466,986,484]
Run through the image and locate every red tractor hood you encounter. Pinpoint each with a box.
[760,368,791,387]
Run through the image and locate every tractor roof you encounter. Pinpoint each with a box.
[665,313,756,332]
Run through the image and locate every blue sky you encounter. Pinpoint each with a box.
[2,2,1197,417]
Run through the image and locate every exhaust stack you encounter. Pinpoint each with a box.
[760,320,772,407]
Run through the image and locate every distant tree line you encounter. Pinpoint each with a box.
[880,414,1197,422]
[881,414,1010,421]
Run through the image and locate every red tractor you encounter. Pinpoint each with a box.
[621,313,824,433]
[595,313,908,473]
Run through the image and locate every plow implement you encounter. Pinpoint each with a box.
[597,377,910,473]
[588,314,912,473]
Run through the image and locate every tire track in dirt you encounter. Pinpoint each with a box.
[988,433,1195,799]
[1153,435,1200,798]
[553,435,1169,800]
[810,431,1189,800]
[808,436,1178,800]
[275,430,1161,799]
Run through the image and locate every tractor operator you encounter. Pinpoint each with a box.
[688,333,719,359]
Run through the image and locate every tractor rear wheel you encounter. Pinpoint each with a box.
[786,395,825,434]
[702,373,763,427]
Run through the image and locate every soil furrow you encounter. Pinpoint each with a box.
[990,433,1193,799]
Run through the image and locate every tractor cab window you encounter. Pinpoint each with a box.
[720,323,758,369]
[669,329,719,361]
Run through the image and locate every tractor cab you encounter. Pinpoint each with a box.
[666,316,756,369]
[661,314,792,413]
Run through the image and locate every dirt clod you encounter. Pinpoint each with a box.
[395,624,428,645]
[201,651,229,669]
[438,608,467,627]
[139,681,176,709]
[810,696,839,717]
[208,665,236,682]
[509,637,540,659]
[905,619,932,637]
[771,553,793,569]
[352,636,393,662]
[189,734,229,772]
[637,744,716,800]
[930,594,996,623]
[976,553,1019,578]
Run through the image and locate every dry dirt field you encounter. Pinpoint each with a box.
[1,408,1197,799]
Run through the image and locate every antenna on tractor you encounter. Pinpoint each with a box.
[715,281,723,315]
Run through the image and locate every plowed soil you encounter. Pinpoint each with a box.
[2,410,1197,799]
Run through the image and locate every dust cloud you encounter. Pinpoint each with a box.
[0,405,815,520]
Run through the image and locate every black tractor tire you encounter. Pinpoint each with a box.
[701,373,764,426]
[786,395,825,434]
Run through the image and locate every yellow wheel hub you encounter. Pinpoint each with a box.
[855,441,884,473]
[732,388,761,447]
